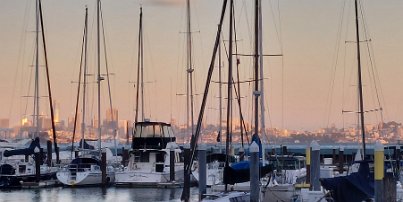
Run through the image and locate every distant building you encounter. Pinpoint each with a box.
[104,108,118,130]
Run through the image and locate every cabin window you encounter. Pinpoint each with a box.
[140,152,150,162]
[137,125,154,138]
[156,153,164,162]
[135,125,142,138]
[155,125,163,137]
[19,165,26,174]
[162,126,171,138]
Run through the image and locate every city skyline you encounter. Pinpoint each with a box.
[1,0,403,132]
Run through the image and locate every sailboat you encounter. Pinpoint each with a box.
[0,0,60,189]
[114,7,184,187]
[56,2,115,186]
[307,0,383,201]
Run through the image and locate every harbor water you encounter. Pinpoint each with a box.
[0,187,199,202]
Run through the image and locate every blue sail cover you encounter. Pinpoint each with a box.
[223,134,272,185]
[3,137,41,157]
[320,161,374,202]
[223,161,273,185]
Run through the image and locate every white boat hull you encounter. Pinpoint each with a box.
[57,170,115,186]
[115,169,184,186]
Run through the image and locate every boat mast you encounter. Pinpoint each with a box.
[225,0,234,192]
[258,0,266,141]
[97,0,102,155]
[354,0,366,158]
[186,0,195,139]
[34,0,40,138]
[38,0,59,163]
[140,7,145,122]
[254,0,260,137]
[218,25,223,147]
[135,7,143,123]
[81,6,88,151]
[71,6,88,156]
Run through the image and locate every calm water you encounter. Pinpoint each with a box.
[0,187,199,202]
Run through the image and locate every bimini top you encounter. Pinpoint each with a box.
[132,121,176,150]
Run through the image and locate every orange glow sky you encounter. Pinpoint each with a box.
[1,0,403,131]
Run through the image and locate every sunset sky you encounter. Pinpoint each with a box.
[1,0,403,131]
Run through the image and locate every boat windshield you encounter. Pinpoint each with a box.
[134,123,173,138]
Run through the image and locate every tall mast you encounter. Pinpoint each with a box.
[81,6,88,151]
[140,7,144,121]
[253,0,260,137]
[354,0,366,158]
[97,0,102,155]
[135,7,143,123]
[186,0,195,138]
[218,25,223,147]
[225,0,234,192]
[38,0,59,163]
[34,0,40,137]
[258,0,266,140]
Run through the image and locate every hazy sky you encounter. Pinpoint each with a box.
[1,0,403,131]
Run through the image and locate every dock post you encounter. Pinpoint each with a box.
[101,150,107,186]
[338,146,344,174]
[305,145,311,185]
[198,144,206,200]
[250,142,260,202]
[34,147,41,182]
[47,140,52,166]
[170,144,175,182]
[374,141,384,202]
[122,147,129,167]
[310,141,320,191]
[395,145,401,172]
[182,144,190,202]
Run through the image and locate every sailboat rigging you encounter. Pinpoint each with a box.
[71,6,89,157]
[56,2,116,186]
[0,0,60,188]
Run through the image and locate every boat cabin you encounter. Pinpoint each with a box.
[132,121,176,150]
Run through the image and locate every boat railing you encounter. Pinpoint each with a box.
[66,163,99,173]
